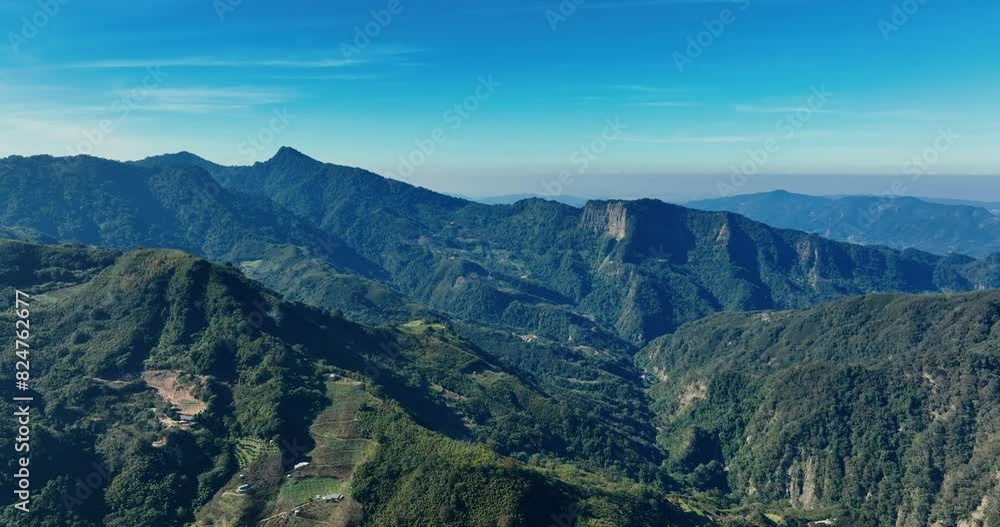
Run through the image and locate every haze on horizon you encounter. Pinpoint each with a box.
[2,0,998,199]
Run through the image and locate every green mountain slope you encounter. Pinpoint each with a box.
[690,190,1000,257]
[641,291,1000,526]
[0,240,702,527]
[6,151,1000,351]
[2,148,999,526]
[207,149,1000,344]
[0,154,376,280]
[207,148,997,343]
[4,150,1000,526]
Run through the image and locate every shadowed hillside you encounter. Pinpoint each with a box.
[642,291,1000,526]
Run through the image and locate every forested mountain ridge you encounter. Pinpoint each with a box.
[0,239,700,527]
[198,148,1000,344]
[0,154,376,278]
[0,153,427,327]
[4,150,1000,350]
[1,147,1000,526]
[641,290,1000,526]
[690,190,1000,257]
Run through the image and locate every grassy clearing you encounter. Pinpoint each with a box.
[34,283,89,303]
[400,319,447,334]
[277,477,344,507]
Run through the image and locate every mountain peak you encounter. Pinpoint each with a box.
[270,146,316,163]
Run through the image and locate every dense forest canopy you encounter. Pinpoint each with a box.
[1,150,999,526]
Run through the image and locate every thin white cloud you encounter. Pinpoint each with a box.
[131,87,291,100]
[53,46,425,70]
[635,101,698,107]
[621,134,756,144]
[56,57,364,69]
[597,83,694,107]
[621,129,839,144]
[268,73,381,81]
[611,84,684,94]
[733,103,962,122]
[845,109,963,121]
[1,83,297,116]
[103,87,296,114]
[732,104,833,114]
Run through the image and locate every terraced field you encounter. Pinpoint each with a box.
[192,438,282,526]
[192,380,375,526]
[236,438,280,470]
[262,380,375,527]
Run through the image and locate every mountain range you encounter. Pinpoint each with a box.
[690,190,1000,258]
[1,149,999,526]
[5,149,998,349]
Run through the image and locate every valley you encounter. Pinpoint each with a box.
[0,152,998,526]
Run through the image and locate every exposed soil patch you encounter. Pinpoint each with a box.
[143,369,209,417]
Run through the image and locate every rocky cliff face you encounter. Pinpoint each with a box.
[579,201,630,241]
[786,456,819,510]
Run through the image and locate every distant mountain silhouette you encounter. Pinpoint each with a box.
[690,190,1000,257]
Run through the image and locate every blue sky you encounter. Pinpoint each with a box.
[1,0,998,198]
